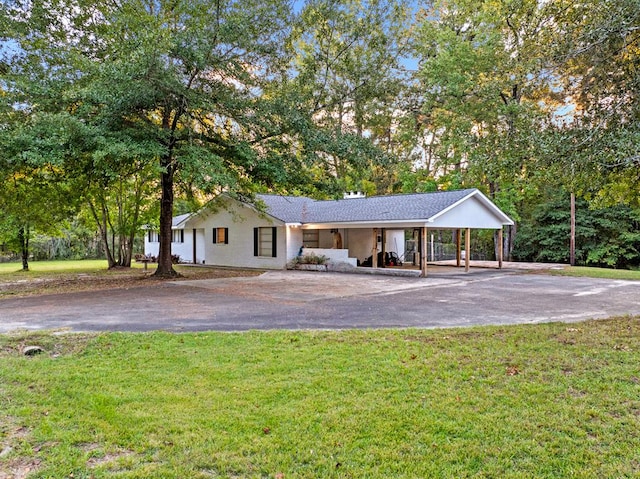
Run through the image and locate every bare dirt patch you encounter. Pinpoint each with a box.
[0,419,41,479]
[0,458,42,479]
[0,267,261,300]
[86,449,136,470]
[80,443,136,471]
[0,331,97,358]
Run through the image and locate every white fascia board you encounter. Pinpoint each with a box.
[301,220,430,229]
[470,189,515,225]
[428,189,515,226]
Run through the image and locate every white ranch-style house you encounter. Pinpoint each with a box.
[144,189,514,277]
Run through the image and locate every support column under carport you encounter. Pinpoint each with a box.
[372,228,378,268]
[421,226,428,277]
[465,227,471,272]
[380,228,386,268]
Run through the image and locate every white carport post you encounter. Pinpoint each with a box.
[465,228,471,272]
[456,229,462,267]
[421,226,428,278]
[372,228,378,268]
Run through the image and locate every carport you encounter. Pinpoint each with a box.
[299,189,514,277]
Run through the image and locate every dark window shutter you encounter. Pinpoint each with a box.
[212,228,218,244]
[224,228,229,244]
[253,228,259,256]
[272,227,277,258]
[148,231,152,242]
[181,230,184,243]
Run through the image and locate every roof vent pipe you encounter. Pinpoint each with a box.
[343,191,366,199]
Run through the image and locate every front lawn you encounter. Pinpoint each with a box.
[547,266,640,280]
[0,259,111,275]
[1,318,639,478]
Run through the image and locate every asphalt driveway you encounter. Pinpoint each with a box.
[1,269,639,333]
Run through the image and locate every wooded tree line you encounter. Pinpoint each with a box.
[1,0,639,272]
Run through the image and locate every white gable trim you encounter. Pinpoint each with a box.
[428,189,514,227]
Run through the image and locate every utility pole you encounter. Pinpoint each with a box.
[570,192,576,266]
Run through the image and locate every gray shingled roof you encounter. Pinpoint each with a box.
[256,189,477,224]
[172,213,192,227]
[254,194,315,223]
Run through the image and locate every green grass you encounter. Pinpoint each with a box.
[2,318,640,478]
[0,259,112,275]
[548,266,640,280]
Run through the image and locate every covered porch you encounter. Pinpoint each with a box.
[296,189,514,277]
[299,226,506,277]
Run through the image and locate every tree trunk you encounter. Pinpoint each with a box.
[154,155,178,277]
[570,192,576,266]
[505,223,516,261]
[122,178,143,268]
[18,225,29,271]
[89,200,117,268]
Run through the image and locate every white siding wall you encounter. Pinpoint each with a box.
[172,229,192,263]
[144,228,206,264]
[147,224,407,267]
[144,233,159,258]
[197,204,289,269]
[286,226,303,262]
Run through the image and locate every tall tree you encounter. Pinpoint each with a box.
[0,116,75,270]
[290,0,412,195]
[2,0,297,276]
[78,155,157,269]
[410,0,568,257]
[549,0,640,206]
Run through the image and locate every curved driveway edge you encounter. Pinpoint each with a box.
[1,270,639,333]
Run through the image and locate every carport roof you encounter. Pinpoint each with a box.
[255,188,514,228]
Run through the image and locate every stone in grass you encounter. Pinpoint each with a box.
[22,346,45,356]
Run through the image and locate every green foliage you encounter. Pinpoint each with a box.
[290,0,411,194]
[0,115,78,268]
[1,0,639,268]
[513,193,640,268]
[411,0,555,186]
[394,163,439,193]
[28,221,105,261]
[289,252,328,266]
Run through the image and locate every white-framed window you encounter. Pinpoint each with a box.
[148,231,159,243]
[303,229,319,248]
[213,227,229,244]
[254,227,277,257]
[172,229,184,243]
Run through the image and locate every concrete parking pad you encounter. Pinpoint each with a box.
[174,270,462,303]
[1,269,639,333]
